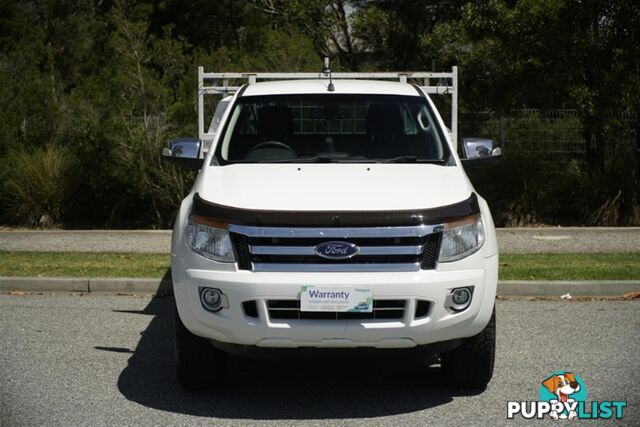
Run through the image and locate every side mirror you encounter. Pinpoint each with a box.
[162,138,203,170]
[461,138,502,168]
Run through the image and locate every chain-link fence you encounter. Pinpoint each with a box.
[461,110,584,167]
[460,109,637,172]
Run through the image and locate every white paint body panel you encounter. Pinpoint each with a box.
[242,79,421,97]
[197,164,471,211]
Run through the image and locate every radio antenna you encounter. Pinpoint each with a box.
[321,57,335,92]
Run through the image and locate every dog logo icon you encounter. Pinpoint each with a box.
[508,371,626,420]
[540,372,584,420]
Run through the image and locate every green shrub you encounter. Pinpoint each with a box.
[2,145,80,227]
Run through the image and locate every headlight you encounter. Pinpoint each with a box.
[438,214,484,262]
[185,215,235,262]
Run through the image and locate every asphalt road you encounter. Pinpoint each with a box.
[1,295,638,426]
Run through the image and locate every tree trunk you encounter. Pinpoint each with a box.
[583,114,605,174]
[594,122,605,173]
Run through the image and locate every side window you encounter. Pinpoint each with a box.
[236,104,257,135]
[203,98,230,153]
[401,104,418,135]
[207,99,230,134]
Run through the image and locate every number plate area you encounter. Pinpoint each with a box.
[300,286,373,312]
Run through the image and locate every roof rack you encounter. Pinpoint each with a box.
[197,66,458,148]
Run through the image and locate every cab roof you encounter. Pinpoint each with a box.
[240,79,422,97]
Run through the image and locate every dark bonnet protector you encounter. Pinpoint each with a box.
[191,193,480,227]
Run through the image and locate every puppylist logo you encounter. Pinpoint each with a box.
[507,371,627,420]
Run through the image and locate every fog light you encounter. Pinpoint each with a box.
[445,287,473,312]
[452,288,471,305]
[199,287,226,312]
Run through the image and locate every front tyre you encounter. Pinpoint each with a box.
[174,307,227,390]
[440,307,495,388]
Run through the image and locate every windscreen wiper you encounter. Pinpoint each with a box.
[380,156,445,164]
[297,155,335,163]
[248,155,336,163]
[298,156,380,163]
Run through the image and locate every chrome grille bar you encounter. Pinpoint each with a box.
[249,245,424,256]
[253,263,421,272]
[230,224,442,272]
[229,224,441,238]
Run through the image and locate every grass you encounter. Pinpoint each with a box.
[0,251,638,281]
[0,251,170,278]
[499,253,640,280]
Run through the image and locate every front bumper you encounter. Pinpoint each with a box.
[173,252,498,349]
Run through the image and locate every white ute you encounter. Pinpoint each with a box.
[162,61,502,390]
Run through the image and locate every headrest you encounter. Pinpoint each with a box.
[366,103,403,135]
[257,105,293,141]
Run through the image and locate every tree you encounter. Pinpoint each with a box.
[420,0,639,225]
[106,0,195,227]
[1,0,637,226]
[351,0,463,70]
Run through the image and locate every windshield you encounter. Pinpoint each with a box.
[214,94,451,164]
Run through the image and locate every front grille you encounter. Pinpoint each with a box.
[229,224,443,272]
[267,299,406,320]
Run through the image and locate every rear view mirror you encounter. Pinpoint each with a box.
[461,138,502,168]
[162,138,203,170]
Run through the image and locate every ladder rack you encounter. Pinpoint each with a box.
[197,66,458,148]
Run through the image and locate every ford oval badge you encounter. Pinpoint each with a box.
[314,241,360,259]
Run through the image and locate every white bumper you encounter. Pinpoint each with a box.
[172,251,498,349]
